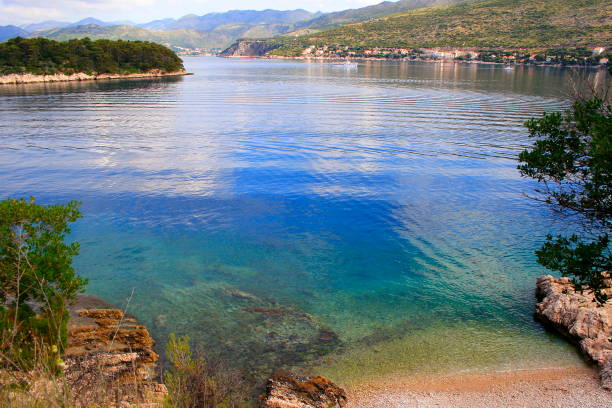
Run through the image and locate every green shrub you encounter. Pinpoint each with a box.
[0,197,85,369]
[0,37,184,75]
[164,334,247,408]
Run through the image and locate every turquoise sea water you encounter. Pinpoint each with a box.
[0,58,597,386]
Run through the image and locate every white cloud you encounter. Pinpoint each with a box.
[0,0,386,25]
[4,0,154,6]
[1,0,154,24]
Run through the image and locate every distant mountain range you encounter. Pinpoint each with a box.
[0,9,321,49]
[1,0,608,52]
[0,25,28,41]
[0,1,465,49]
[138,9,319,31]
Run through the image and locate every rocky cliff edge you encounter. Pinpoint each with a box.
[220,40,280,57]
[65,295,167,407]
[535,275,612,390]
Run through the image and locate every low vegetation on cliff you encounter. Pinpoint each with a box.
[0,37,184,76]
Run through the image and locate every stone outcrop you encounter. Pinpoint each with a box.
[535,275,612,390]
[220,40,280,57]
[64,296,167,406]
[260,372,347,408]
[0,70,188,85]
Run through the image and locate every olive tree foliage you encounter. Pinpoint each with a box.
[518,69,611,305]
[0,197,86,368]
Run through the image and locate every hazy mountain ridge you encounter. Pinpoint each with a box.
[1,1,459,49]
[26,24,215,50]
[0,25,28,42]
[3,8,322,50]
[139,9,319,31]
[69,17,136,27]
[21,20,71,32]
[24,22,306,50]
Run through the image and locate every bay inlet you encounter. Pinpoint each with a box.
[0,57,597,386]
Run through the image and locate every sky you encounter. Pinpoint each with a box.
[0,0,387,26]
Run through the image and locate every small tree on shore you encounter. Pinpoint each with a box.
[164,333,247,408]
[0,197,85,369]
[518,69,611,305]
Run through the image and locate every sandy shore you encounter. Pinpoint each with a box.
[348,367,611,407]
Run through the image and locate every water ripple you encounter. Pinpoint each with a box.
[0,58,584,382]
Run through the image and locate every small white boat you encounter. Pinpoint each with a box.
[332,61,358,69]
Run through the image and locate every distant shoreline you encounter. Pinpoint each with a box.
[0,70,191,85]
[223,54,608,69]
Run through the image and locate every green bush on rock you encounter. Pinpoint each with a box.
[0,197,85,369]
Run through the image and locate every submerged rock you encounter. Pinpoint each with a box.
[260,372,347,408]
[144,282,342,386]
[535,275,612,390]
[64,295,167,406]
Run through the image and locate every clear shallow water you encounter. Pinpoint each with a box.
[0,58,594,385]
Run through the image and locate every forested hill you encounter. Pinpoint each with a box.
[294,0,465,31]
[0,37,184,75]
[269,0,611,54]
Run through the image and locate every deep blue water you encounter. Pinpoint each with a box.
[0,58,593,385]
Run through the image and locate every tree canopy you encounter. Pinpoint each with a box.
[0,37,184,75]
[0,198,85,368]
[519,71,611,304]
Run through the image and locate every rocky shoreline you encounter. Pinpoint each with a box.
[535,275,612,390]
[219,40,609,69]
[65,295,167,406]
[65,295,347,407]
[261,373,347,408]
[223,54,608,69]
[0,70,190,85]
[60,275,611,407]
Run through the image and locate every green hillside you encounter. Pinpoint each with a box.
[31,24,213,49]
[295,0,464,31]
[270,0,611,54]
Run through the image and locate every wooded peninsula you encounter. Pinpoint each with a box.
[0,37,184,76]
